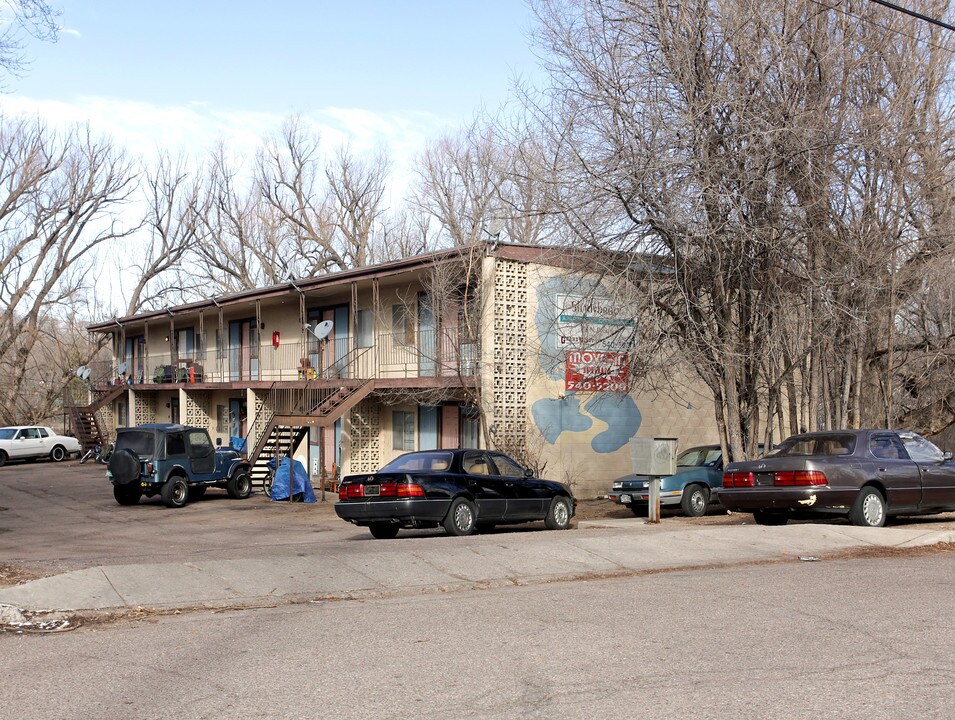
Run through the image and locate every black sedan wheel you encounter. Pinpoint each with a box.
[849,486,886,527]
[161,476,189,508]
[545,496,572,530]
[50,445,66,462]
[369,523,400,539]
[753,510,789,526]
[443,497,477,536]
[113,484,142,506]
[681,484,709,517]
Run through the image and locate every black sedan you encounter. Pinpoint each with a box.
[719,429,955,527]
[335,449,576,538]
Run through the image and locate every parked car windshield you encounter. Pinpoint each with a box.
[677,447,722,467]
[114,430,156,456]
[0,428,15,440]
[765,434,856,458]
[897,432,946,462]
[380,451,454,473]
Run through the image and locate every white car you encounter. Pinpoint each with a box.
[0,425,82,467]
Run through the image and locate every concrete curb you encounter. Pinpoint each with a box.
[1,523,952,618]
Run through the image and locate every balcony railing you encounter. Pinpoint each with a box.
[114,333,480,386]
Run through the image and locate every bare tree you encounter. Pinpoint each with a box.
[257,117,391,275]
[0,117,137,424]
[529,0,955,456]
[191,144,285,293]
[122,153,201,314]
[410,120,507,249]
[0,0,58,83]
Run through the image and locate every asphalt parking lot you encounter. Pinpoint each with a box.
[0,459,359,581]
[4,458,955,587]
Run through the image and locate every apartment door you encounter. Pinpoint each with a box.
[229,319,259,381]
[418,293,435,377]
[229,398,247,440]
[307,305,349,378]
[124,336,146,383]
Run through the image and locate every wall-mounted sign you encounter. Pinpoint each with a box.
[565,350,629,393]
[556,294,635,351]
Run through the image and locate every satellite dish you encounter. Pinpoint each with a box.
[81,367,92,381]
[117,361,129,375]
[485,218,505,238]
[75,366,87,378]
[307,320,334,341]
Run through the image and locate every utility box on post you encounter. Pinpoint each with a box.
[628,437,678,523]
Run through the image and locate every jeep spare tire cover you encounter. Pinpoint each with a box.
[108,448,141,485]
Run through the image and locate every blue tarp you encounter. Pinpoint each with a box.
[267,456,316,503]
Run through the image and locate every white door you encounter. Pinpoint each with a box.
[11,428,43,459]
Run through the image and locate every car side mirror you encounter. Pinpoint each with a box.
[944,451,952,461]
[524,468,534,478]
[216,437,222,446]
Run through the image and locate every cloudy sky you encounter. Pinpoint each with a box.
[5,0,545,169]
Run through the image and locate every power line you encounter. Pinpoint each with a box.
[867,0,955,33]
[809,0,955,55]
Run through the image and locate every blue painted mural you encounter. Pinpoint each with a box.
[531,393,593,444]
[531,276,642,452]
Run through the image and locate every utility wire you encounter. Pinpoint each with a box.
[867,0,955,32]
[810,0,955,55]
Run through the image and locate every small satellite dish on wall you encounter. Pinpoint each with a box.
[306,320,334,341]
[75,366,87,378]
[118,361,129,375]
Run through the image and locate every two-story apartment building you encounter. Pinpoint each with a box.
[83,242,718,497]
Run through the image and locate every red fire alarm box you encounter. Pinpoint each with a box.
[272,331,280,347]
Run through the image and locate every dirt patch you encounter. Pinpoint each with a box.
[573,497,748,525]
[0,564,47,589]
[824,542,955,561]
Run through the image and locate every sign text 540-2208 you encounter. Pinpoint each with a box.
[565,351,629,393]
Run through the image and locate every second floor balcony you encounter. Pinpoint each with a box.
[104,331,481,387]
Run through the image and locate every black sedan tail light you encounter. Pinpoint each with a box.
[339,480,425,500]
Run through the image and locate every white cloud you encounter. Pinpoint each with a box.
[3,94,451,190]
[60,27,81,38]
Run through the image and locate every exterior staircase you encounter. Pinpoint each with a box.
[66,383,129,451]
[248,380,376,488]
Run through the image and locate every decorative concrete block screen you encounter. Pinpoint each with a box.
[492,259,529,454]
[184,391,210,427]
[133,393,155,426]
[349,399,381,473]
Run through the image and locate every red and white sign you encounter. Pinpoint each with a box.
[565,350,629,393]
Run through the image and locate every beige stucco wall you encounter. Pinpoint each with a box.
[517,262,720,498]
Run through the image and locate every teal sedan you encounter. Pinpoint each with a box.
[609,445,725,517]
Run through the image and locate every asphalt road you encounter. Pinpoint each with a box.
[1,553,953,720]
